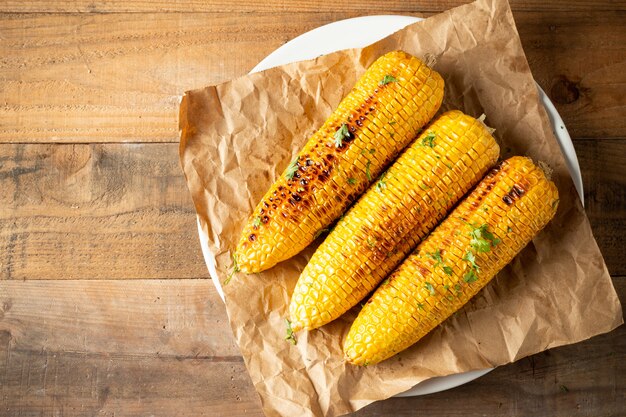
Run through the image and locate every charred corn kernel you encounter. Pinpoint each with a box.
[234,51,445,273]
[288,111,500,331]
[344,156,559,365]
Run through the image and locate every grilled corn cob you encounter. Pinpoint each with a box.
[235,51,444,273]
[288,111,500,332]
[344,156,559,365]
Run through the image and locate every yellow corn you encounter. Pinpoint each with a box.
[344,156,559,365]
[235,51,444,273]
[288,111,500,332]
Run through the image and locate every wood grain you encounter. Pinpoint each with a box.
[0,280,239,357]
[0,336,262,417]
[0,0,623,13]
[0,11,624,143]
[576,139,626,276]
[2,139,623,280]
[1,279,623,417]
[0,143,208,280]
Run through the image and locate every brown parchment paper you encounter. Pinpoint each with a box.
[179,0,623,416]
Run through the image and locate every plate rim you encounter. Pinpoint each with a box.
[197,13,584,399]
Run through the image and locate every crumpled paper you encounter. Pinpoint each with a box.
[178,0,623,415]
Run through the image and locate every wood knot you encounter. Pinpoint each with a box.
[550,76,580,104]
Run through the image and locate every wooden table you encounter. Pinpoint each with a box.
[1,1,624,416]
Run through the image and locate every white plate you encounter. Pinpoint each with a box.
[197,15,584,398]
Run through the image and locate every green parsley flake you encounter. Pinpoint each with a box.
[442,266,454,276]
[285,319,297,345]
[376,171,387,192]
[252,216,262,228]
[224,254,240,285]
[427,249,443,264]
[367,236,377,249]
[389,121,396,125]
[422,132,436,148]
[347,177,357,185]
[285,158,299,180]
[369,149,376,154]
[463,250,479,271]
[464,270,478,283]
[424,282,436,295]
[314,228,329,239]
[379,75,398,86]
[334,123,351,147]
[469,223,500,253]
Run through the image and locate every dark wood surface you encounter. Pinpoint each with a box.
[0,1,624,416]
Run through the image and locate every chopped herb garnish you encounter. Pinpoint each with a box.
[417,303,424,310]
[367,236,377,249]
[552,199,560,209]
[347,177,357,185]
[285,158,299,180]
[424,282,435,295]
[445,162,453,169]
[379,75,398,85]
[224,254,240,285]
[389,121,396,125]
[369,149,376,154]
[506,226,513,234]
[362,361,370,367]
[463,251,479,271]
[454,283,462,293]
[422,132,436,148]
[334,123,350,147]
[427,250,443,264]
[464,270,478,283]
[443,284,450,290]
[285,319,297,345]
[314,228,329,239]
[297,187,305,193]
[376,171,387,192]
[252,216,262,228]
[419,183,430,190]
[469,223,500,253]
[366,161,372,181]
[443,266,454,276]
[559,384,569,393]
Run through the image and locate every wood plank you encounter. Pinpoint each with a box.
[0,280,239,357]
[1,138,624,280]
[0,143,208,280]
[0,0,622,13]
[0,11,624,143]
[520,12,626,139]
[0,335,263,417]
[574,139,626,276]
[1,279,623,417]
